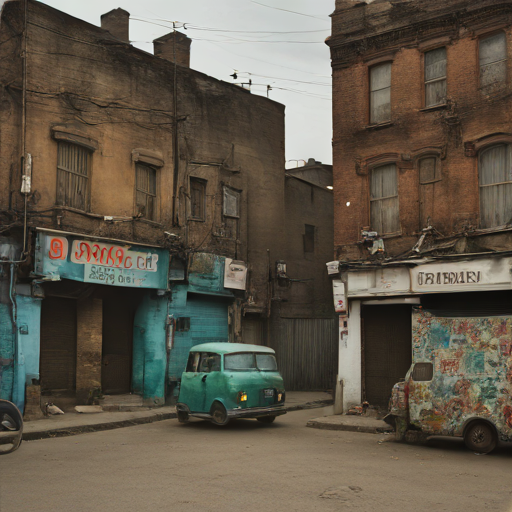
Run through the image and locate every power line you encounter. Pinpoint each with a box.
[249,0,330,22]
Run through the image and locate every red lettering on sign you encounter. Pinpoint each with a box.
[48,238,66,260]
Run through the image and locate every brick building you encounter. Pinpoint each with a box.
[327,0,512,410]
[0,0,288,414]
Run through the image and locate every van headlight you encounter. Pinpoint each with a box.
[238,392,248,402]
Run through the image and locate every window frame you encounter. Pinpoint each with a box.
[189,177,207,221]
[369,61,392,125]
[417,154,442,185]
[423,46,447,108]
[56,141,92,212]
[478,143,512,229]
[222,186,241,219]
[369,163,400,236]
[478,31,508,92]
[135,162,158,222]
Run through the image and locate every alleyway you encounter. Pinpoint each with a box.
[2,407,511,512]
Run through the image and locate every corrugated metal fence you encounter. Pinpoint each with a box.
[274,318,337,391]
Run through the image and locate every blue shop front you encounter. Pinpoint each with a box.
[1,229,246,413]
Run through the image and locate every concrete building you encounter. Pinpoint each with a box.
[0,0,286,414]
[326,0,512,411]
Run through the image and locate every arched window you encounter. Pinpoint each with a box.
[479,144,512,228]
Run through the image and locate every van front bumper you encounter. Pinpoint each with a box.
[227,404,286,419]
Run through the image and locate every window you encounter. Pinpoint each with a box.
[480,32,507,91]
[418,156,439,184]
[56,142,91,211]
[135,163,157,221]
[412,363,433,382]
[185,352,220,373]
[370,62,391,124]
[176,317,190,332]
[223,186,240,218]
[370,164,399,235]
[479,144,512,228]
[224,353,257,371]
[190,178,206,220]
[424,47,447,107]
[303,224,315,253]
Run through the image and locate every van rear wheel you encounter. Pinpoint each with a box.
[464,421,497,454]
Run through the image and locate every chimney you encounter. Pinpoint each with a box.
[153,31,191,68]
[101,8,130,43]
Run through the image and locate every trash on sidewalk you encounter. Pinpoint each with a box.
[75,406,103,414]
[45,403,64,415]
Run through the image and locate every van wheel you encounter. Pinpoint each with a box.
[464,421,497,454]
[177,410,189,424]
[210,402,229,426]
[257,416,276,424]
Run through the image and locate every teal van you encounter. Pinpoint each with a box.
[176,343,286,426]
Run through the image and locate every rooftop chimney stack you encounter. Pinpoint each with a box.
[101,8,130,43]
[153,31,191,68]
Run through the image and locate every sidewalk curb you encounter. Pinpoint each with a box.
[23,399,333,441]
[306,418,393,434]
[22,412,177,441]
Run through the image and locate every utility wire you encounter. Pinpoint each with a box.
[249,0,330,21]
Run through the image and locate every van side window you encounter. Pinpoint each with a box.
[412,362,433,382]
[186,352,201,373]
[199,353,221,373]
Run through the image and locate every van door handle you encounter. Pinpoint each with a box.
[202,375,207,382]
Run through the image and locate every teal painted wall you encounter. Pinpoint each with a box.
[132,292,168,405]
[168,286,230,381]
[0,303,15,402]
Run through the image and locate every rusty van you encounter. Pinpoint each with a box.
[385,308,512,453]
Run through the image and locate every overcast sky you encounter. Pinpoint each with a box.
[34,0,334,167]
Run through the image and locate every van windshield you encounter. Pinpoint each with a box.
[224,352,278,371]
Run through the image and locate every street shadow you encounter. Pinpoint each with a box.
[172,417,287,432]
[424,436,512,457]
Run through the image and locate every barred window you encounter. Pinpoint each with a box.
[424,47,447,107]
[56,142,91,211]
[370,163,399,235]
[370,62,391,124]
[479,144,512,228]
[480,32,507,91]
[136,163,157,221]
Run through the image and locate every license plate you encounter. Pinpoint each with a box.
[264,389,274,398]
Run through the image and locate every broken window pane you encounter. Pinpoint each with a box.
[370,164,399,234]
[480,32,507,90]
[370,62,391,124]
[479,144,512,228]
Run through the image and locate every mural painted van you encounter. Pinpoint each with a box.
[176,343,286,426]
[385,308,512,453]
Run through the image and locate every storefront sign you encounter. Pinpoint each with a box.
[35,233,169,289]
[410,258,512,293]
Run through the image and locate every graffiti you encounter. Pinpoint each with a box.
[407,310,512,441]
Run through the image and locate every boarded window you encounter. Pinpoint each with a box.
[56,142,90,211]
[223,187,240,218]
[303,224,315,253]
[190,178,206,220]
[419,157,439,183]
[479,144,512,228]
[136,163,157,221]
[370,164,399,235]
[425,47,447,107]
[370,62,391,124]
[480,32,507,91]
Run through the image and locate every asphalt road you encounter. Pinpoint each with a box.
[2,407,512,512]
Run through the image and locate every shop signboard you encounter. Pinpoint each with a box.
[410,257,512,293]
[35,233,169,289]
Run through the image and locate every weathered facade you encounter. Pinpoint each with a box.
[327,0,512,410]
[0,0,286,414]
